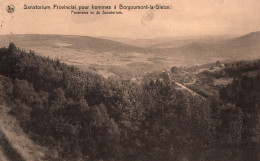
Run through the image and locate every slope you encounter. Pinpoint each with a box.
[0,34,146,53]
[0,103,58,161]
[152,31,260,63]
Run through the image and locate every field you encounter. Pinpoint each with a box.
[0,32,259,80]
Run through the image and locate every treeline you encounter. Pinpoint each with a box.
[202,59,260,79]
[219,75,260,160]
[223,59,260,77]
[0,43,258,161]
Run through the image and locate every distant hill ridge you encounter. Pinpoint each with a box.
[0,31,259,64]
[0,34,146,53]
[151,31,260,62]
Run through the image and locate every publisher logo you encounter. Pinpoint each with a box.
[6,4,15,13]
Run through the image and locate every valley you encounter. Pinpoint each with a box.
[0,32,259,80]
[0,31,259,161]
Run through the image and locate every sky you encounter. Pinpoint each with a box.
[0,0,260,38]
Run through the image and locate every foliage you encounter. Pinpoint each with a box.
[0,44,259,161]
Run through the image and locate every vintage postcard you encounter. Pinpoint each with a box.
[0,0,259,161]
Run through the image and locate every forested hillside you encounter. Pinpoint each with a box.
[0,43,259,161]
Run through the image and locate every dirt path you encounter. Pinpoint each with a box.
[0,128,25,161]
[174,82,198,95]
[168,73,204,97]
[0,104,54,161]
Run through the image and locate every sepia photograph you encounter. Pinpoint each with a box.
[0,0,259,160]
